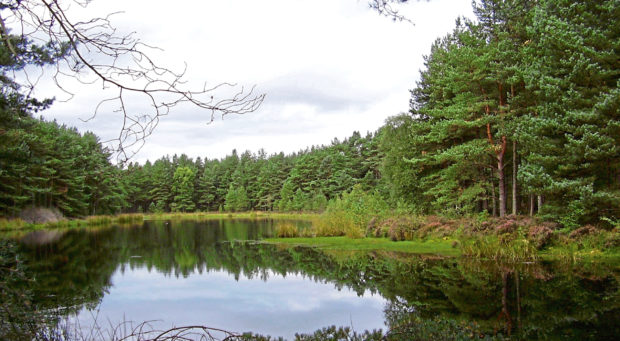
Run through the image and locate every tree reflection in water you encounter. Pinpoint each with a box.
[2,219,618,340]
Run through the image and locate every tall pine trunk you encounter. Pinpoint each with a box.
[492,178,497,217]
[485,82,508,217]
[512,141,518,215]
[529,194,535,216]
[498,152,506,217]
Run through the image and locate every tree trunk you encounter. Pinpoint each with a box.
[492,179,497,217]
[537,195,543,214]
[501,271,513,336]
[529,194,535,216]
[498,146,507,217]
[512,140,518,215]
[486,121,507,217]
[515,270,522,332]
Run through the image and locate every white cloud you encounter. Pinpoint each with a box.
[75,267,387,339]
[37,0,474,162]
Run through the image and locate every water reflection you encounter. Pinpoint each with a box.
[78,268,386,339]
[4,219,620,340]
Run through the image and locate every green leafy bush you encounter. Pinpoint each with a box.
[315,185,388,238]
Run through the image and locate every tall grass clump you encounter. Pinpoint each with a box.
[0,218,27,230]
[460,229,539,261]
[315,185,388,239]
[314,210,353,237]
[43,219,73,228]
[275,222,299,238]
[86,215,112,226]
[116,213,144,224]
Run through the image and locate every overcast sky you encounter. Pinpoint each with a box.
[37,0,474,163]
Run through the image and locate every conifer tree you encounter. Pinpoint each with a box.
[171,166,196,212]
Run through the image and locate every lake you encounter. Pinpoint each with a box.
[2,219,619,340]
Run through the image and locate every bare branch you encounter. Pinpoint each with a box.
[368,0,415,24]
[1,0,265,164]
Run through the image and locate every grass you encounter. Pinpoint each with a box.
[0,213,144,231]
[263,236,461,255]
[2,210,618,263]
[143,211,318,221]
[459,233,539,261]
[275,222,299,237]
[540,243,620,262]
[0,218,27,230]
[0,211,315,232]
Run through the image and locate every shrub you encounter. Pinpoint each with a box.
[380,218,417,241]
[314,211,349,237]
[568,225,597,239]
[315,185,388,239]
[527,225,554,249]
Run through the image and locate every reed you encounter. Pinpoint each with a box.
[85,215,112,226]
[115,213,144,224]
[275,222,299,238]
[460,233,539,262]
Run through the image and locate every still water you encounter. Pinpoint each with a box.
[81,267,385,338]
[3,219,620,340]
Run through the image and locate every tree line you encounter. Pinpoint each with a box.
[0,111,125,217]
[1,0,618,227]
[121,131,381,214]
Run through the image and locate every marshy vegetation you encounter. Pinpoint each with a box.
[265,187,619,262]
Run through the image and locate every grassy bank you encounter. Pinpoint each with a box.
[2,210,618,262]
[143,211,317,221]
[0,211,317,232]
[267,214,620,262]
[0,213,145,231]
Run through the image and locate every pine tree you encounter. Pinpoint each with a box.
[518,0,620,225]
[171,166,196,212]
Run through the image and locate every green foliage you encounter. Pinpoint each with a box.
[2,0,617,231]
[0,114,125,217]
[294,325,384,341]
[0,240,51,340]
[516,0,620,225]
[111,130,381,216]
[0,34,125,217]
[225,184,250,212]
[385,300,507,341]
[374,0,620,225]
[0,218,27,230]
[460,231,539,262]
[315,185,388,238]
[171,166,196,212]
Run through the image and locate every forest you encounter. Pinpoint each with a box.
[1,0,618,229]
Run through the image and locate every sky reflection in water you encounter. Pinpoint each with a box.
[76,265,387,339]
